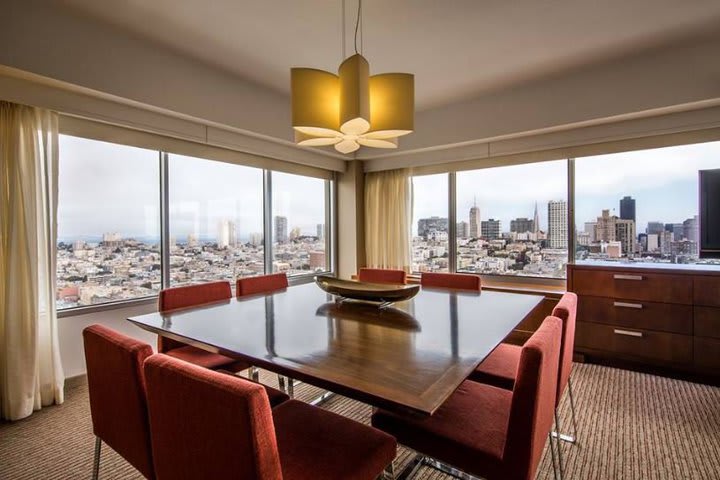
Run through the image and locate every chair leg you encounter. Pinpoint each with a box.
[548,432,562,480]
[567,376,579,443]
[92,437,102,480]
[286,377,294,398]
[248,367,260,382]
[554,411,565,476]
[379,462,395,479]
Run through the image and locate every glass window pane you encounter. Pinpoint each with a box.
[271,172,328,275]
[57,135,160,308]
[412,173,449,273]
[456,160,568,278]
[575,141,720,265]
[168,154,264,285]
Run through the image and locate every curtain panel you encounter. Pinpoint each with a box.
[364,168,412,272]
[0,101,64,420]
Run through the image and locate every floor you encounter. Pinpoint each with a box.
[1,363,719,479]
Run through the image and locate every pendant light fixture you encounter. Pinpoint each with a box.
[291,0,414,154]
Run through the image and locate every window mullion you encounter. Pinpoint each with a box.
[448,172,457,274]
[263,170,273,275]
[160,152,170,289]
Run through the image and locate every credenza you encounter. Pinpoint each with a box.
[567,261,720,381]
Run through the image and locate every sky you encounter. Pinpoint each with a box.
[57,135,326,242]
[413,141,720,235]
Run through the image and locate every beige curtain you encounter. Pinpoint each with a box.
[365,168,412,271]
[0,101,64,421]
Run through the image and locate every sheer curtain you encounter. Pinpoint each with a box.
[0,101,64,421]
[364,168,412,271]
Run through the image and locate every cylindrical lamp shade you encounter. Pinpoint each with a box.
[339,54,370,135]
[367,73,414,139]
[291,68,340,137]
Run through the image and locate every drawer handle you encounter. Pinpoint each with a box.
[613,301,643,309]
[614,329,643,338]
[613,274,643,281]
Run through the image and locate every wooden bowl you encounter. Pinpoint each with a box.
[314,275,419,304]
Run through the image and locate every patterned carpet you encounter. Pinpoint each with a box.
[1,363,719,479]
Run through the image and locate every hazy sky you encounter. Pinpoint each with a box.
[58,135,326,241]
[413,141,720,235]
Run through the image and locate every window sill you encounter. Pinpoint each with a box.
[406,273,566,297]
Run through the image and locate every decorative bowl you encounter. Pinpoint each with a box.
[314,275,419,305]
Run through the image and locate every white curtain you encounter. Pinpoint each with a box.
[0,101,64,421]
[364,168,413,271]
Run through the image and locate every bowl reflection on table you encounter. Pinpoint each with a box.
[315,302,421,331]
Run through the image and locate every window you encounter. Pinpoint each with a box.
[271,171,329,275]
[575,141,720,265]
[455,160,568,278]
[412,174,449,272]
[57,135,160,308]
[168,154,264,285]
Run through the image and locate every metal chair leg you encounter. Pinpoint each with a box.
[248,367,260,382]
[554,411,565,476]
[567,376,579,443]
[548,432,562,480]
[92,437,102,480]
[286,377,294,398]
[380,462,395,479]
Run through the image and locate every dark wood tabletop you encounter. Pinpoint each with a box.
[128,282,543,416]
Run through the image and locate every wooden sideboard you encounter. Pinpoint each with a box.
[567,261,720,381]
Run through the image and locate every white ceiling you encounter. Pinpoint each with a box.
[56,0,720,111]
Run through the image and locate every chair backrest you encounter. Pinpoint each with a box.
[236,273,289,297]
[551,292,578,406]
[83,325,155,479]
[503,316,562,480]
[157,281,232,352]
[420,272,481,291]
[144,354,283,480]
[358,268,407,284]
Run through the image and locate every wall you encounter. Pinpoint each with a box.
[337,161,366,278]
[58,303,159,379]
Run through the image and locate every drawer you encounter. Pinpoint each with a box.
[575,321,692,365]
[694,276,720,307]
[578,296,692,334]
[571,269,692,304]
[694,337,720,371]
[694,306,720,339]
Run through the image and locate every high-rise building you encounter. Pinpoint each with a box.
[620,196,636,222]
[533,202,541,234]
[666,223,683,240]
[274,216,288,243]
[547,200,568,249]
[249,232,263,246]
[217,220,236,248]
[101,232,122,247]
[510,217,534,233]
[481,219,501,240]
[469,198,481,238]
[317,223,325,241]
[584,222,597,242]
[289,226,301,240]
[646,221,664,235]
[187,233,198,247]
[683,215,699,243]
[418,216,448,238]
[457,221,469,239]
[596,209,635,254]
[309,251,326,270]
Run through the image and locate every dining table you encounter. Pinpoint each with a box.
[128,281,544,417]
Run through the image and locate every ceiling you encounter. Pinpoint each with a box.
[56,0,720,111]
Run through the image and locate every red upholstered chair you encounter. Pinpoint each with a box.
[470,292,580,443]
[371,316,563,480]
[83,324,155,480]
[358,268,407,284]
[144,354,396,480]
[236,272,289,296]
[158,281,250,374]
[421,272,481,291]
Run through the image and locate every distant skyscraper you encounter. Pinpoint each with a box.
[457,221,469,239]
[469,198,481,238]
[317,223,325,241]
[646,221,664,236]
[187,233,198,247]
[481,219,501,240]
[547,200,568,249]
[533,202,541,234]
[274,216,288,243]
[510,217,534,233]
[595,209,635,254]
[217,220,236,248]
[683,216,699,243]
[620,196,636,222]
[584,222,597,242]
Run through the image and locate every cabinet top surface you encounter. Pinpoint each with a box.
[571,260,720,275]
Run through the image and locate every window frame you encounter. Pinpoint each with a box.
[56,135,336,317]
